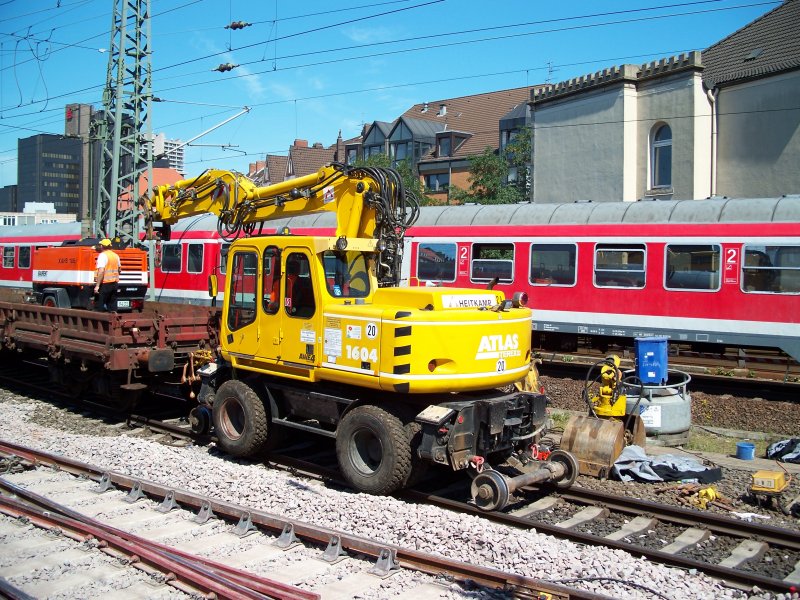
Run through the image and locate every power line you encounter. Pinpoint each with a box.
[153,2,779,94]
[0,0,775,123]
[156,0,444,72]
[0,1,780,158]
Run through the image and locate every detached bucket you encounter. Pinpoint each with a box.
[736,442,755,460]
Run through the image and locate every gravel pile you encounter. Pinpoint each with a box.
[0,387,797,600]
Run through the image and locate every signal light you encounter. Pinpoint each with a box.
[512,291,528,307]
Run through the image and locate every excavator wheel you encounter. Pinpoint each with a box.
[336,405,412,495]
[212,380,270,459]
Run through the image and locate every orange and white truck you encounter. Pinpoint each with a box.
[30,239,148,312]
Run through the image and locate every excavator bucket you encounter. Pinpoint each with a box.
[560,415,624,479]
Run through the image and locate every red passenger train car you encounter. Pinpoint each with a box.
[1,195,798,363]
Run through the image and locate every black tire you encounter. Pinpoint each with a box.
[336,405,412,495]
[403,420,429,487]
[212,380,269,458]
[42,295,57,308]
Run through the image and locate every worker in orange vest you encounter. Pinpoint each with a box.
[94,238,121,312]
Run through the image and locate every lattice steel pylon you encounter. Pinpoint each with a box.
[92,0,152,247]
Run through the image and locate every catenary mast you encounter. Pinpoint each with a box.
[92,0,152,247]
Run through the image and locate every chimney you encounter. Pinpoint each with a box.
[293,139,308,148]
[312,142,323,149]
[421,102,429,113]
[437,103,447,117]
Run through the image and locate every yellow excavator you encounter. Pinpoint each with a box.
[142,163,578,509]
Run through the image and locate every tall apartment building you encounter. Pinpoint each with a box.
[149,133,185,176]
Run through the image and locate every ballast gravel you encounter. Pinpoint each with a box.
[0,390,795,600]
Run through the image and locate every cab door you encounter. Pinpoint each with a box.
[276,249,319,370]
[222,245,261,359]
[254,244,283,362]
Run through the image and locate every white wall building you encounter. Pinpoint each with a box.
[530,0,800,203]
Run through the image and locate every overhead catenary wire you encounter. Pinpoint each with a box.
[0,0,777,117]
[0,0,783,173]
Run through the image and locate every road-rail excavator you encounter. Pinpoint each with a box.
[141,163,578,509]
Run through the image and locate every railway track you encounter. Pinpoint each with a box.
[2,352,799,595]
[0,441,601,600]
[400,480,800,594]
[539,347,800,391]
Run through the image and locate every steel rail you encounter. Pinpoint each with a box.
[401,488,796,594]
[0,494,275,600]
[0,440,603,600]
[0,478,318,600]
[557,487,800,550]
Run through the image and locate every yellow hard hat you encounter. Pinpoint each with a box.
[99,238,112,247]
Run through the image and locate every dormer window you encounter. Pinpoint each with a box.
[438,136,451,157]
[436,132,469,158]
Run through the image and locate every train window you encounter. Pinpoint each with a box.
[161,244,182,272]
[324,250,371,298]
[2,247,13,269]
[530,244,576,286]
[417,243,456,283]
[187,243,204,273]
[227,251,258,331]
[18,246,31,269]
[594,244,645,288]
[262,246,281,315]
[665,245,720,290]
[471,243,514,283]
[220,243,231,275]
[742,245,800,294]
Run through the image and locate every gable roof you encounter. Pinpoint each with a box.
[267,154,289,182]
[288,144,336,178]
[401,87,534,159]
[702,0,800,87]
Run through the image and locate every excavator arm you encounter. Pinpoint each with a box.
[141,162,419,285]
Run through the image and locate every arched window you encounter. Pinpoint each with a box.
[651,124,672,189]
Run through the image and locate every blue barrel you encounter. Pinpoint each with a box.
[635,336,669,385]
[736,442,755,460]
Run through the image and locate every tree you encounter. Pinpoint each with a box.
[450,146,525,205]
[506,126,532,200]
[353,154,432,205]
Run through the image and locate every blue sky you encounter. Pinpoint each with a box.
[0,0,780,188]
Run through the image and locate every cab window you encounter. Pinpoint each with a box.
[262,246,281,315]
[324,250,371,298]
[227,251,258,331]
[285,253,316,318]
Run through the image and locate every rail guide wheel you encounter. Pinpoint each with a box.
[470,449,580,512]
[471,470,510,512]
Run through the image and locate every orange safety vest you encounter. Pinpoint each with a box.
[101,250,120,283]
